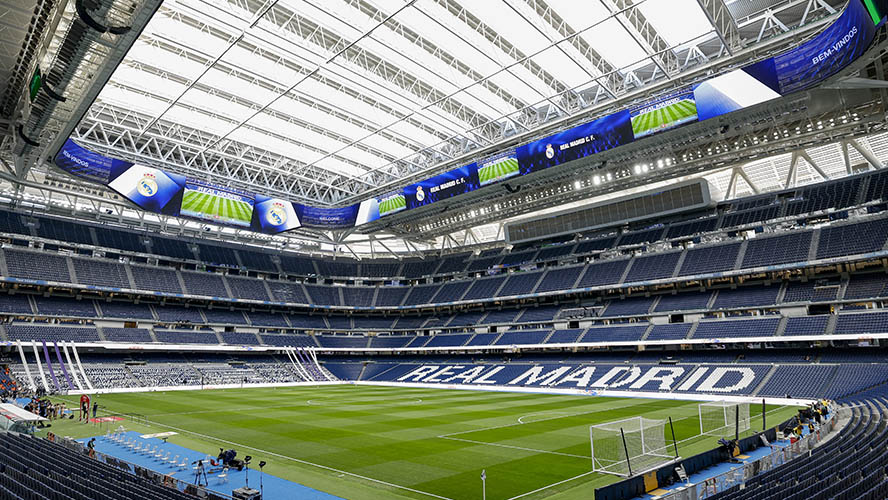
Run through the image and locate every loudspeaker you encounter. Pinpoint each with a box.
[232,486,261,500]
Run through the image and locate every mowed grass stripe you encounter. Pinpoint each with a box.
[52,386,798,500]
[380,195,406,215]
[181,191,203,212]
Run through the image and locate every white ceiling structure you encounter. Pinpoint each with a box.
[4,0,881,257]
[65,0,845,207]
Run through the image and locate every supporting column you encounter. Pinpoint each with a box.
[42,341,61,392]
[295,348,317,380]
[70,342,93,391]
[31,341,49,392]
[15,341,35,391]
[295,349,315,380]
[285,349,309,380]
[53,342,74,390]
[848,138,884,169]
[308,348,333,381]
[61,342,83,390]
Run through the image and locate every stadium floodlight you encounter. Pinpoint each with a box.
[590,416,674,477]
[699,401,751,438]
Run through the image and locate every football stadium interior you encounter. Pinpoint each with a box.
[3,0,888,499]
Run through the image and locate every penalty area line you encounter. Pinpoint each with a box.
[506,470,596,500]
[110,412,455,500]
[517,411,571,424]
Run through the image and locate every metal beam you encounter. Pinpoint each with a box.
[847,138,884,169]
[603,0,679,78]
[23,0,164,179]
[509,0,620,98]
[696,0,742,55]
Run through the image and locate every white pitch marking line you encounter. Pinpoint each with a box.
[506,470,597,500]
[437,399,648,438]
[502,404,795,500]
[517,411,571,424]
[109,411,455,500]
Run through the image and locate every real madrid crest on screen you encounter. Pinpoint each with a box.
[545,143,555,159]
[415,185,425,202]
[266,201,288,226]
[137,173,158,197]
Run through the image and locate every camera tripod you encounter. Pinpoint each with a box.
[193,460,208,486]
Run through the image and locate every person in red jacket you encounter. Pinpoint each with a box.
[79,394,90,422]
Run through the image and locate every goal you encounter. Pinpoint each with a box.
[590,416,674,477]
[699,401,751,437]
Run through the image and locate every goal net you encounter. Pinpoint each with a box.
[590,416,673,477]
[699,401,751,437]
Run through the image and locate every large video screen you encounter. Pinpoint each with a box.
[769,0,877,95]
[517,110,634,175]
[478,150,519,187]
[252,196,300,233]
[107,164,186,215]
[630,91,698,139]
[293,204,359,228]
[55,139,126,184]
[180,182,255,228]
[404,164,479,210]
[378,191,407,217]
[693,69,782,121]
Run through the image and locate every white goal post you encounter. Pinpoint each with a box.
[590,416,675,477]
[699,401,751,438]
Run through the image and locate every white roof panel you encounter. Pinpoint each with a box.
[76,0,807,205]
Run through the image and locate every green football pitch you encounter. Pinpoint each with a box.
[479,157,520,185]
[631,99,698,138]
[379,195,407,216]
[50,386,798,500]
[181,190,253,224]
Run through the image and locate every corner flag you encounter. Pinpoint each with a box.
[481,469,487,500]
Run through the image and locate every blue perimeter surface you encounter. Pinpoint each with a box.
[80,431,342,500]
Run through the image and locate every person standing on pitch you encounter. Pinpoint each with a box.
[79,394,90,422]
